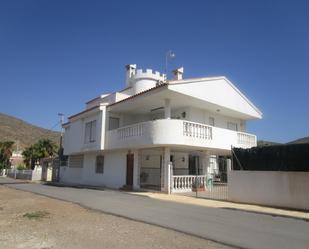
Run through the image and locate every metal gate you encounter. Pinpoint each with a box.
[173,156,229,201]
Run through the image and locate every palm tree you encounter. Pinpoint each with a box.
[22,139,58,169]
[0,141,14,169]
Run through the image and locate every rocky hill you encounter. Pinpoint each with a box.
[287,137,309,144]
[0,113,60,150]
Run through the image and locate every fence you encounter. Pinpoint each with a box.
[172,173,228,200]
[140,167,161,189]
[6,169,42,181]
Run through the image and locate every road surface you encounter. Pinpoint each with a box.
[1,177,308,249]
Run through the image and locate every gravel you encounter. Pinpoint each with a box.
[0,186,232,249]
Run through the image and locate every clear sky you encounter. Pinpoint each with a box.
[0,0,308,143]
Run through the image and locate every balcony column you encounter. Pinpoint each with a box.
[202,151,210,175]
[161,147,171,194]
[133,150,140,190]
[164,99,171,119]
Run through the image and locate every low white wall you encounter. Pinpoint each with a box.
[228,171,309,210]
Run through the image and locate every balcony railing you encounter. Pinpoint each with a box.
[237,132,256,147]
[183,121,212,139]
[172,175,207,193]
[117,123,145,139]
[107,119,257,150]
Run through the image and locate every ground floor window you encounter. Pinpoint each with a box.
[96,155,104,174]
[69,155,84,168]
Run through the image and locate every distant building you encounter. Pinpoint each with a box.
[10,151,23,167]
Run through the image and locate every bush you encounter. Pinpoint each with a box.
[16,163,27,170]
[232,143,309,171]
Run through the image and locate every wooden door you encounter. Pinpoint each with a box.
[126,154,134,186]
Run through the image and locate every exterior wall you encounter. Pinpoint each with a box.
[228,171,309,210]
[63,110,105,155]
[116,106,245,133]
[140,149,162,187]
[172,152,188,175]
[60,150,127,188]
[187,107,245,132]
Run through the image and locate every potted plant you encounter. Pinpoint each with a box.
[192,181,205,192]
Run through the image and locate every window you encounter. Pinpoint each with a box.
[209,117,215,126]
[227,122,238,131]
[69,155,84,168]
[85,120,96,143]
[109,117,120,130]
[96,155,104,174]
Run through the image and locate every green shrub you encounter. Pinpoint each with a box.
[16,163,27,170]
[232,143,309,171]
[23,211,50,220]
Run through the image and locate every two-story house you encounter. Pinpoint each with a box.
[61,64,262,193]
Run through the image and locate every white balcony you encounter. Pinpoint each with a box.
[106,119,256,151]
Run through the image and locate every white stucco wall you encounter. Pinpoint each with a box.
[228,171,309,210]
[63,110,104,155]
[60,151,127,189]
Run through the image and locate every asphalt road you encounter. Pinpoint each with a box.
[1,177,308,249]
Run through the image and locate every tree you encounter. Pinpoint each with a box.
[0,141,14,169]
[22,139,58,169]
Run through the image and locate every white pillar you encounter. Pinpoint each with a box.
[161,147,171,193]
[226,158,232,171]
[133,150,140,190]
[202,151,210,175]
[164,99,171,119]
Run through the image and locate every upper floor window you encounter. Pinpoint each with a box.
[109,117,120,130]
[85,120,96,143]
[227,122,238,131]
[209,117,215,126]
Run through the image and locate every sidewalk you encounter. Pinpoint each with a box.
[130,191,309,221]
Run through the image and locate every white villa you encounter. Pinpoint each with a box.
[61,64,262,193]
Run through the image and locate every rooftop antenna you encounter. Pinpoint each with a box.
[165,50,176,81]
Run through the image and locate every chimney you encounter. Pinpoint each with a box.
[125,64,136,87]
[172,67,184,80]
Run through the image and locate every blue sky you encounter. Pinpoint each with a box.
[0,0,308,143]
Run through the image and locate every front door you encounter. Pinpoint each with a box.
[126,154,134,186]
[189,155,200,175]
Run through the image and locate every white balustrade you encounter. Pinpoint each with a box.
[237,132,257,147]
[183,121,212,140]
[117,123,145,139]
[172,175,207,193]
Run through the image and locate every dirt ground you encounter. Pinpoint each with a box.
[0,186,232,249]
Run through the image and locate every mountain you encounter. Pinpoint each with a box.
[257,137,309,147]
[0,113,60,150]
[257,140,282,147]
[287,137,309,144]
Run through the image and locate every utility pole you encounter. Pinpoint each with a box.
[57,113,64,182]
[58,113,64,150]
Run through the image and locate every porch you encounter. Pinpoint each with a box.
[137,148,230,200]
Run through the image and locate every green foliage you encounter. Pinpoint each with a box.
[0,141,14,169]
[232,143,309,171]
[23,211,50,220]
[16,163,27,170]
[22,139,58,169]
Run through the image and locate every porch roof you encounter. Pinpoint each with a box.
[107,82,259,120]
